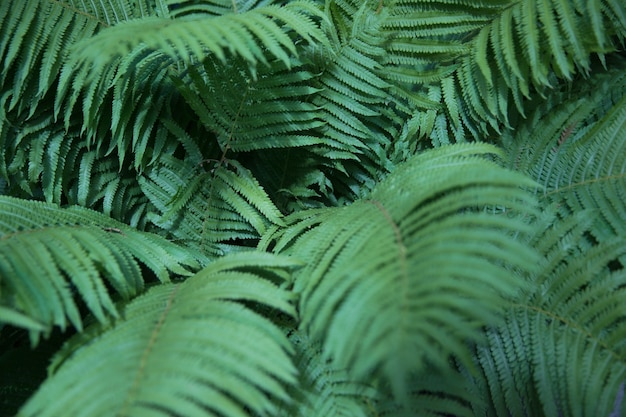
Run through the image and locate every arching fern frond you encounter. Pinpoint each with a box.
[447,0,626,135]
[64,1,328,80]
[0,196,198,345]
[0,0,100,113]
[261,143,541,399]
[52,1,329,172]
[328,0,626,140]
[0,0,156,115]
[18,252,300,417]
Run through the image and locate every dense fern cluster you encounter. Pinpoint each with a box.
[1,0,625,416]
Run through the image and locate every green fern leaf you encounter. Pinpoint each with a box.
[449,0,626,135]
[0,0,150,118]
[140,156,284,257]
[472,209,626,416]
[0,196,198,344]
[504,65,626,251]
[174,56,326,153]
[471,65,626,416]
[261,143,541,399]
[18,252,300,417]
[65,1,327,73]
[276,331,375,417]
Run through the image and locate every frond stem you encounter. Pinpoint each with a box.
[513,303,622,363]
[50,0,110,27]
[199,82,251,252]
[119,284,181,415]
[542,172,626,198]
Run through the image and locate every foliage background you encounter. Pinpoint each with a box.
[1,0,626,416]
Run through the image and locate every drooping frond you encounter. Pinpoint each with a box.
[0,196,198,344]
[0,0,98,113]
[18,252,300,417]
[140,155,285,257]
[0,0,156,114]
[51,1,329,171]
[60,0,328,95]
[446,0,626,135]
[470,208,626,416]
[261,143,541,399]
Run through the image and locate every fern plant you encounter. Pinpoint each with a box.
[1,0,626,416]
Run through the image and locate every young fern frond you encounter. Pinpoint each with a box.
[261,143,541,400]
[18,252,301,417]
[0,196,198,344]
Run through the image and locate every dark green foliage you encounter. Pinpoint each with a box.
[19,252,300,417]
[0,196,198,344]
[1,0,625,416]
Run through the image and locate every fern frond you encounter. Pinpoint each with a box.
[51,1,329,172]
[140,155,284,257]
[261,143,541,399]
[65,1,328,76]
[18,252,300,417]
[0,0,100,113]
[276,330,375,417]
[0,196,198,344]
[0,0,155,115]
[447,0,626,135]
[469,65,626,415]
[175,56,326,153]
[0,101,152,226]
[472,208,626,416]
[504,65,626,250]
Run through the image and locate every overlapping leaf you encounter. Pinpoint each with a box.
[261,143,541,399]
[18,252,300,417]
[0,196,198,344]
